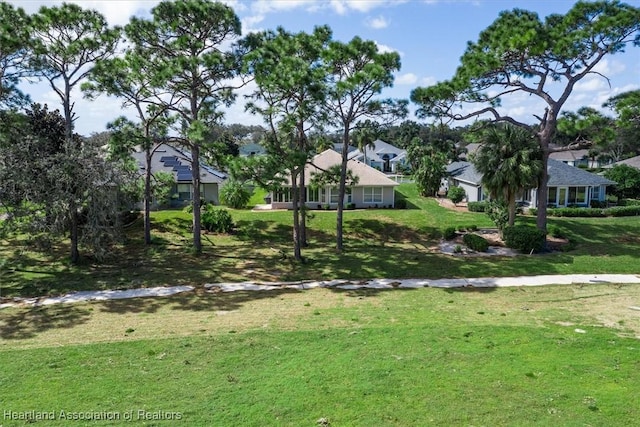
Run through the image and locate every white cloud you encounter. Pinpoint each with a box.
[374,41,403,56]
[251,0,316,15]
[420,76,437,86]
[396,73,418,85]
[366,15,389,29]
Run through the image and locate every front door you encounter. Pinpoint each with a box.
[558,187,567,207]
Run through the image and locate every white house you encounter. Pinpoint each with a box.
[347,139,408,173]
[270,149,399,209]
[131,143,227,206]
[446,159,614,207]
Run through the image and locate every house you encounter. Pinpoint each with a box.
[347,139,408,173]
[131,143,227,206]
[603,154,640,169]
[239,142,266,157]
[270,149,399,209]
[446,159,614,207]
[548,146,609,168]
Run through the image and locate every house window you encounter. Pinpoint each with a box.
[516,188,531,202]
[274,188,292,203]
[568,186,587,205]
[330,188,340,204]
[363,187,383,203]
[177,183,191,200]
[547,187,557,206]
[590,186,600,201]
[307,187,320,203]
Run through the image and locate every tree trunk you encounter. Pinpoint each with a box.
[536,147,550,233]
[291,171,302,261]
[336,128,350,252]
[144,147,152,245]
[299,171,308,247]
[508,191,517,227]
[70,203,79,264]
[191,144,202,254]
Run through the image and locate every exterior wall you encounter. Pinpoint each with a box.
[531,185,608,208]
[170,182,219,206]
[450,179,482,203]
[271,185,395,209]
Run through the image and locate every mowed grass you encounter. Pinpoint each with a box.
[1,183,640,299]
[1,284,640,426]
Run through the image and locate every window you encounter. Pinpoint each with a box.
[568,186,587,205]
[590,186,600,201]
[274,188,292,203]
[330,188,340,204]
[177,183,191,200]
[363,187,383,203]
[547,187,557,206]
[307,187,320,203]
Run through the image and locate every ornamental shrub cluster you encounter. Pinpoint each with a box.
[529,206,640,217]
[503,225,546,253]
[468,201,489,212]
[462,233,489,252]
[220,181,251,209]
[447,186,466,205]
[201,207,234,233]
[442,226,457,240]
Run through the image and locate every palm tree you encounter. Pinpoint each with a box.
[352,125,378,166]
[471,124,542,227]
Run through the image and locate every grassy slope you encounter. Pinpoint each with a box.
[1,183,640,299]
[1,284,639,426]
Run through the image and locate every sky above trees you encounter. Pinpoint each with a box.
[8,0,640,136]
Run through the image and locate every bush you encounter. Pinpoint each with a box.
[467,224,478,231]
[201,207,234,233]
[395,199,407,209]
[447,186,466,205]
[549,226,567,239]
[590,200,607,208]
[442,226,457,240]
[619,198,640,207]
[220,181,251,209]
[462,233,489,252]
[606,206,640,217]
[468,201,489,212]
[548,207,606,217]
[503,225,546,253]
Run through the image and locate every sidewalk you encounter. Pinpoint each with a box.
[2,274,639,309]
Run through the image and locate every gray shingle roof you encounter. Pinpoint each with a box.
[446,159,615,187]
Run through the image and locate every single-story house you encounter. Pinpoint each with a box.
[347,139,408,173]
[548,146,609,168]
[131,143,227,206]
[239,142,266,157]
[446,159,615,208]
[271,149,399,209]
[602,154,640,169]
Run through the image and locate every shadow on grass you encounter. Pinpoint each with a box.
[0,304,93,340]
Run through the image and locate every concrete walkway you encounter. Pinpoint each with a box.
[2,274,639,309]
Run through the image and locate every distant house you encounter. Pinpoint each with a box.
[239,142,266,157]
[548,146,611,168]
[131,143,227,206]
[347,139,408,173]
[270,149,399,209]
[603,155,640,170]
[446,159,614,207]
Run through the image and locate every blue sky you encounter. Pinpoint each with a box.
[8,0,640,136]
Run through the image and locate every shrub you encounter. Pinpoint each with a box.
[606,206,640,217]
[503,225,546,253]
[619,198,640,207]
[395,199,407,209]
[220,181,251,209]
[549,226,567,239]
[487,201,509,231]
[201,207,234,233]
[462,233,489,252]
[467,224,478,231]
[447,186,466,205]
[528,208,537,216]
[590,200,607,208]
[468,201,489,212]
[548,207,606,217]
[442,226,457,240]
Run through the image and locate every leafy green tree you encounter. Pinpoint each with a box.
[604,164,640,199]
[471,124,542,227]
[0,104,132,261]
[27,3,121,263]
[604,90,640,158]
[244,26,331,261]
[125,0,244,254]
[411,1,640,232]
[407,138,448,197]
[447,186,466,205]
[0,3,31,109]
[220,181,251,209]
[324,36,404,252]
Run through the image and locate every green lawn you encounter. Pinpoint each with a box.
[1,283,639,426]
[2,183,640,425]
[2,183,640,299]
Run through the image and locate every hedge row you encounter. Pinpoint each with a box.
[529,205,640,217]
[468,201,489,212]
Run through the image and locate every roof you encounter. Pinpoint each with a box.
[131,143,227,184]
[446,161,483,186]
[604,155,640,169]
[349,139,406,163]
[547,159,615,186]
[549,148,591,162]
[446,160,615,187]
[283,149,399,187]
